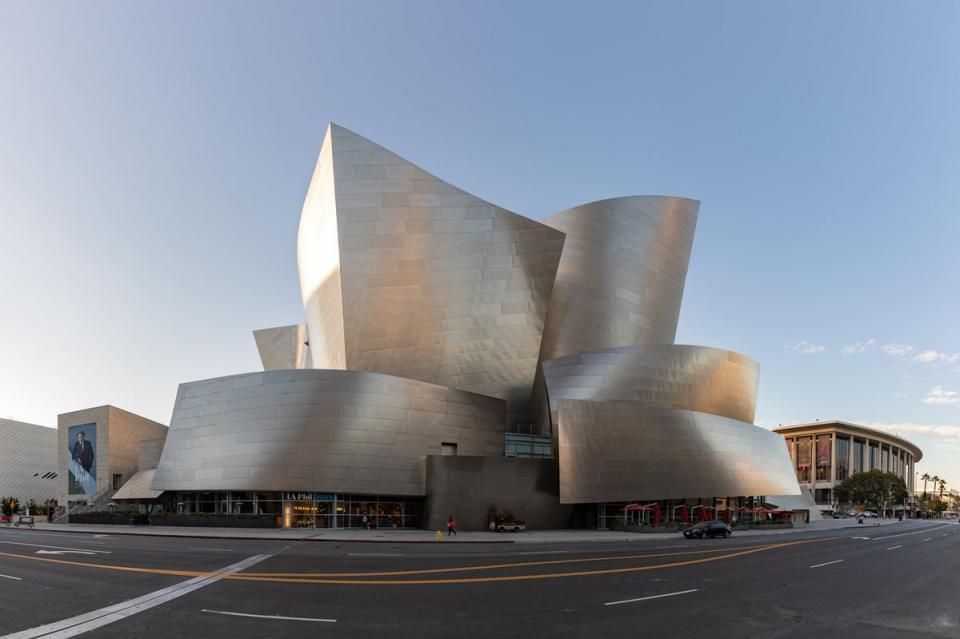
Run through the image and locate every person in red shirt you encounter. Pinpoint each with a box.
[446,515,457,536]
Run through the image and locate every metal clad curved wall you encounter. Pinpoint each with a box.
[538,196,699,362]
[297,124,565,420]
[542,345,759,425]
[558,400,800,504]
[151,370,506,495]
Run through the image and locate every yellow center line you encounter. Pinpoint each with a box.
[240,539,839,578]
[0,550,212,578]
[0,535,845,586]
[223,542,794,585]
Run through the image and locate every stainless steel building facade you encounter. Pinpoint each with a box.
[144,123,807,529]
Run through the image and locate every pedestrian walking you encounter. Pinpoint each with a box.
[361,513,369,529]
[447,515,457,536]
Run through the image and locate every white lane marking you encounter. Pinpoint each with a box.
[35,550,95,556]
[886,545,903,551]
[942,534,948,537]
[201,610,336,623]
[922,538,932,542]
[515,550,569,556]
[190,548,234,553]
[872,523,953,541]
[0,574,22,581]
[852,536,871,540]
[0,540,110,554]
[809,559,844,569]
[347,553,402,557]
[92,535,110,539]
[1,553,272,639]
[605,589,698,606]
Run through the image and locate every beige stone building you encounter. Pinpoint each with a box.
[58,405,167,509]
[774,421,922,513]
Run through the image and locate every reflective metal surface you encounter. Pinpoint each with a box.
[253,324,309,371]
[542,344,759,427]
[147,123,807,519]
[557,401,801,504]
[297,124,565,420]
[297,128,347,370]
[151,370,506,496]
[112,469,162,500]
[537,196,699,363]
[766,491,823,520]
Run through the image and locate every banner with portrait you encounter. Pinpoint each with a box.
[816,435,831,468]
[797,437,811,468]
[68,423,97,495]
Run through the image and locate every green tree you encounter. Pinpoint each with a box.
[1,497,20,517]
[832,470,907,517]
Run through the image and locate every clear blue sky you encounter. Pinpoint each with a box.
[1,2,957,486]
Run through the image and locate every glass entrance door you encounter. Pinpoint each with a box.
[286,501,317,528]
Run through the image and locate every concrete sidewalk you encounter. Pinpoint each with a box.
[8,517,910,544]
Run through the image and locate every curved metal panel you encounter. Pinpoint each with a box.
[151,370,506,496]
[297,124,565,421]
[557,400,801,504]
[542,344,759,426]
[766,491,823,521]
[253,324,309,371]
[538,196,699,363]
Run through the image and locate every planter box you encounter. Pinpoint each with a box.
[147,515,280,529]
[746,522,793,530]
[611,524,681,534]
[68,513,281,528]
[69,513,136,525]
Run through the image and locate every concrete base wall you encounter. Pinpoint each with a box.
[424,456,572,531]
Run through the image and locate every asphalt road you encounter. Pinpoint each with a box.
[0,520,958,638]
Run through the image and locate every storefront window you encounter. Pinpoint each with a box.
[171,491,423,528]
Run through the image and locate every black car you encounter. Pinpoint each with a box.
[682,521,731,539]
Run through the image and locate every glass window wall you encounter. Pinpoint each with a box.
[835,436,850,481]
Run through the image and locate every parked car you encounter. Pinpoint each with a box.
[491,520,526,533]
[682,521,731,539]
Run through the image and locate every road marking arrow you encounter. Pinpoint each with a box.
[35,549,97,556]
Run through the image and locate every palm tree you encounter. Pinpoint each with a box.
[922,472,931,498]
[939,479,947,504]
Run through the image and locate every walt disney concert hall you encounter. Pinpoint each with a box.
[143,124,809,530]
